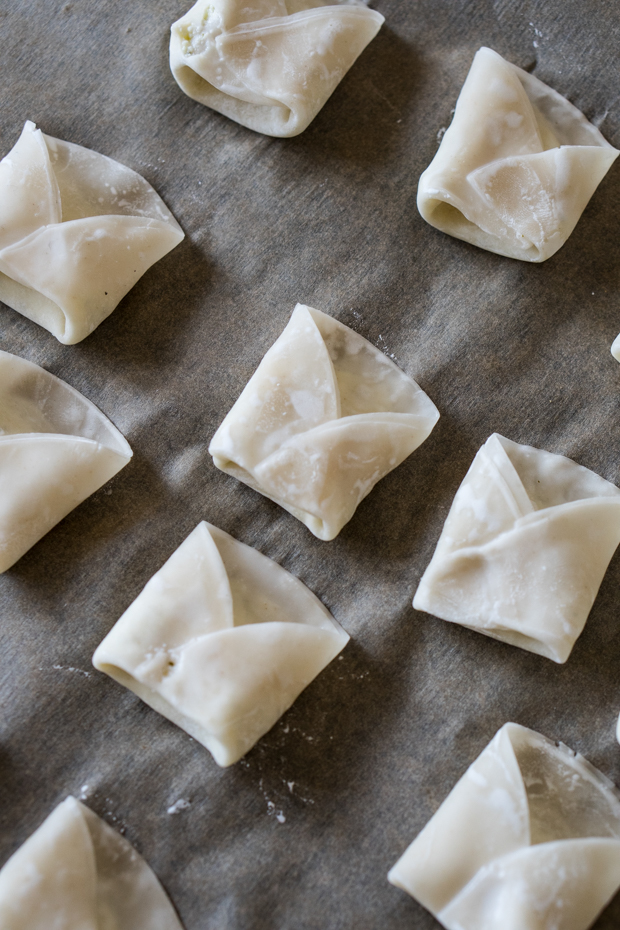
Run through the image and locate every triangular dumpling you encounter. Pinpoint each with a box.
[93,521,349,766]
[0,796,183,930]
[170,0,384,136]
[417,47,619,261]
[0,121,184,343]
[389,723,620,930]
[210,303,440,540]
[0,350,132,572]
[414,434,620,662]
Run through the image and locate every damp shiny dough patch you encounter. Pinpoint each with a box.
[209,303,440,540]
[0,120,184,343]
[0,796,183,930]
[388,722,620,930]
[169,0,384,137]
[417,47,619,262]
[0,350,132,573]
[93,521,349,766]
[413,433,620,663]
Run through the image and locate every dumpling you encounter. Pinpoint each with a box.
[93,521,349,766]
[611,334,620,363]
[0,796,183,930]
[388,722,620,930]
[417,47,619,262]
[0,120,184,344]
[413,433,620,663]
[209,303,440,540]
[169,0,384,137]
[0,350,132,573]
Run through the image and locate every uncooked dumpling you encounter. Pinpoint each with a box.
[413,433,620,663]
[93,521,349,766]
[209,303,440,540]
[417,47,619,262]
[0,120,184,343]
[388,722,620,930]
[170,0,384,137]
[0,796,183,929]
[0,350,132,572]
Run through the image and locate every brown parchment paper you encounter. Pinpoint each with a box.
[1,1,620,927]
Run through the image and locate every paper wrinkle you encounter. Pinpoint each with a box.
[413,433,620,663]
[389,723,620,930]
[93,521,349,766]
[169,0,384,136]
[210,304,439,539]
[0,350,132,574]
[417,47,619,262]
[0,796,183,930]
[0,121,184,343]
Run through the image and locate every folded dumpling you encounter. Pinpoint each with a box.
[0,350,132,572]
[413,433,620,663]
[209,303,439,540]
[169,0,384,137]
[93,521,349,766]
[0,796,183,929]
[611,334,620,363]
[417,47,619,262]
[388,722,620,930]
[0,120,184,343]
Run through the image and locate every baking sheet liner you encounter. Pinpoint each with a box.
[1,1,619,927]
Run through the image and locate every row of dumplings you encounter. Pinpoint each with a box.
[1,39,619,350]
[3,723,620,929]
[4,304,620,727]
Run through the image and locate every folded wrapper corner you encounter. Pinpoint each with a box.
[611,334,620,363]
[0,796,183,930]
[93,521,349,766]
[0,120,184,344]
[0,350,132,573]
[169,0,384,137]
[209,304,440,540]
[388,722,620,930]
[417,47,619,262]
[413,433,620,663]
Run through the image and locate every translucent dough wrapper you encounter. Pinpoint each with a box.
[169,0,384,137]
[0,796,183,930]
[0,350,132,572]
[93,521,349,766]
[388,722,620,930]
[417,47,619,262]
[209,303,440,540]
[0,121,184,343]
[413,433,620,663]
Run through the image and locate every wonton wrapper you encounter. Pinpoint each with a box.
[209,303,440,540]
[611,334,620,363]
[417,47,619,262]
[0,120,184,344]
[169,0,384,137]
[0,350,132,573]
[93,521,349,766]
[0,796,182,930]
[388,722,620,930]
[413,433,620,663]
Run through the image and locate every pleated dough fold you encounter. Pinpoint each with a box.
[417,47,619,262]
[413,433,620,663]
[169,0,384,137]
[209,303,440,540]
[388,722,620,930]
[0,350,132,573]
[93,521,349,766]
[0,796,182,930]
[0,120,184,343]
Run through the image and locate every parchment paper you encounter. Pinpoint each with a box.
[1,1,620,928]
